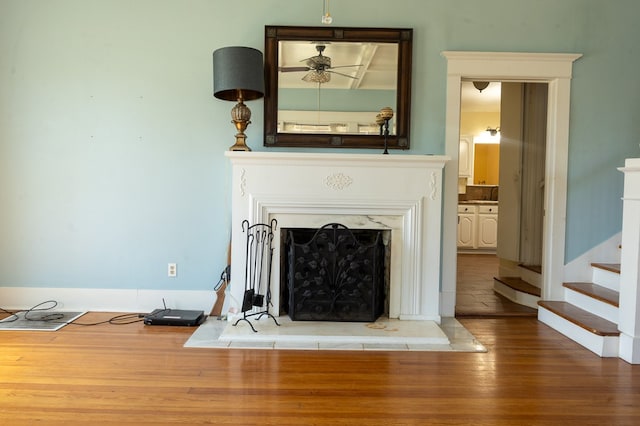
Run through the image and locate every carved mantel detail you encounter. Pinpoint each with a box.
[325,173,353,190]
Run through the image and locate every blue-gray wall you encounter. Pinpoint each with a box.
[1,0,638,292]
[279,88,395,112]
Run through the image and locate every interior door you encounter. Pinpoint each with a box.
[519,83,548,266]
[497,83,524,262]
[497,82,547,266]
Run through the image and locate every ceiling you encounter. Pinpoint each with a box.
[278,41,398,90]
[461,81,501,113]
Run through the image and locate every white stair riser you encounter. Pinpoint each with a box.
[538,307,619,357]
[591,268,620,291]
[493,281,540,309]
[519,267,542,288]
[564,288,618,324]
[498,262,521,278]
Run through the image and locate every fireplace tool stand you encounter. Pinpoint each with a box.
[233,219,280,332]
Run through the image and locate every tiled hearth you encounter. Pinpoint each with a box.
[185,316,486,352]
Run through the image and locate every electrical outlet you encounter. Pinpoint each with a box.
[168,263,177,277]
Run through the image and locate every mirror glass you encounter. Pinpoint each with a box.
[278,41,398,135]
[264,26,413,149]
[473,144,500,185]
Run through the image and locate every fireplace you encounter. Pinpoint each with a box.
[282,224,387,322]
[225,152,448,324]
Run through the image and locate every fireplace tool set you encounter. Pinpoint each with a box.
[233,219,280,332]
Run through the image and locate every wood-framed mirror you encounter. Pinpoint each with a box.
[264,26,413,149]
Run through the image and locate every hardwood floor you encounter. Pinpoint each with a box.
[1,312,639,424]
[456,253,537,317]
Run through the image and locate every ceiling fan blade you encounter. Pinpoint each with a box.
[329,64,363,69]
[327,70,358,79]
[279,66,311,72]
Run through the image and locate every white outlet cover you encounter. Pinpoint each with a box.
[168,263,177,277]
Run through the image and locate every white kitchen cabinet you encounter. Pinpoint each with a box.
[457,205,476,248]
[457,204,498,250]
[458,136,473,178]
[477,205,499,248]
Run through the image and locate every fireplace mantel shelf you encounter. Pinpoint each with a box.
[225,151,450,168]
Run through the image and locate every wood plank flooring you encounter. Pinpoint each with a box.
[456,253,537,317]
[1,312,639,424]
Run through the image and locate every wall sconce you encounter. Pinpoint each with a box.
[213,46,265,151]
[473,127,501,144]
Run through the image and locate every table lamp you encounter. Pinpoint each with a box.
[213,46,264,151]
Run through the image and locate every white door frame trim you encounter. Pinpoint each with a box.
[440,51,582,315]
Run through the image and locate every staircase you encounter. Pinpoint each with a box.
[493,264,542,309]
[537,263,620,357]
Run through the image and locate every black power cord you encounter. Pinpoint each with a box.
[0,306,19,322]
[0,300,145,326]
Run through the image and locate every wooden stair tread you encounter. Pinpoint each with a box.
[538,301,620,336]
[494,277,541,297]
[518,263,542,274]
[563,282,619,307]
[591,263,621,274]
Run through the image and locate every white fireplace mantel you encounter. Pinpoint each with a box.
[225,151,449,323]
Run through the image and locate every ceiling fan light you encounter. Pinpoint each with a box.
[472,81,490,92]
[303,71,331,84]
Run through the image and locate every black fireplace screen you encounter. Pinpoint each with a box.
[284,223,385,322]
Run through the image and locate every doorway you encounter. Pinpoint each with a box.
[455,81,546,317]
[441,51,582,317]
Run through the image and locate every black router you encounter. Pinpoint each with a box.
[143,300,206,326]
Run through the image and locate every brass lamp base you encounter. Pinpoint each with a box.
[229,133,251,151]
[229,99,252,152]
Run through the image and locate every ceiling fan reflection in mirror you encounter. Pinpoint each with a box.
[279,44,362,84]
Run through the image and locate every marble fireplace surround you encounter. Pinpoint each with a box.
[225,152,449,324]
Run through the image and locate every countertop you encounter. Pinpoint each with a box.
[458,200,499,205]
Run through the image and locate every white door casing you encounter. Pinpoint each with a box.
[441,51,582,316]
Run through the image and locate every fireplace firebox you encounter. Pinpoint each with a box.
[282,223,386,322]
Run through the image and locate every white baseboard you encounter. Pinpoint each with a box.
[440,290,456,317]
[0,287,217,314]
[619,332,640,364]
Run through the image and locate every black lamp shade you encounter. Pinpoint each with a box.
[213,46,264,102]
